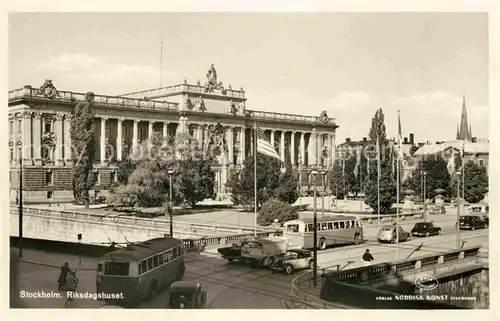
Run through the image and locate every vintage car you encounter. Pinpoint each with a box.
[217,240,244,263]
[377,225,411,243]
[457,215,488,230]
[411,222,442,237]
[168,281,207,309]
[269,248,314,275]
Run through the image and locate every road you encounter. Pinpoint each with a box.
[11,227,488,309]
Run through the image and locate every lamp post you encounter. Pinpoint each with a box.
[18,153,23,258]
[168,169,175,237]
[423,171,427,222]
[298,155,302,209]
[321,171,326,219]
[456,171,461,249]
[311,170,319,286]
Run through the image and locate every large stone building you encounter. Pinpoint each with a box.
[9,65,338,204]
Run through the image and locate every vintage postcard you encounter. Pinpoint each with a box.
[3,5,498,321]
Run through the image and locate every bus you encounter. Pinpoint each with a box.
[283,215,363,250]
[96,237,186,306]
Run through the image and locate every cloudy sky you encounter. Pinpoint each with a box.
[9,12,489,143]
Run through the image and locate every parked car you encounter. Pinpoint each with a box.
[217,240,244,263]
[269,249,314,275]
[411,222,442,237]
[168,281,207,309]
[457,215,488,230]
[377,225,411,243]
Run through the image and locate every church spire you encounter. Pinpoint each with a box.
[457,91,471,141]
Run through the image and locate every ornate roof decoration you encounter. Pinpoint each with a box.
[185,97,194,110]
[317,110,331,124]
[207,121,228,154]
[204,64,227,95]
[229,100,246,115]
[41,132,56,146]
[36,79,60,99]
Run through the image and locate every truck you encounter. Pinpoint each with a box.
[217,236,299,267]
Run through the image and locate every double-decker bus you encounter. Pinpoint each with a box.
[283,215,363,250]
[96,237,185,306]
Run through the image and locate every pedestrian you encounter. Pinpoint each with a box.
[58,262,71,290]
[362,249,374,266]
[65,271,78,302]
[15,191,19,205]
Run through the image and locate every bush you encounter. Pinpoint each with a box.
[257,199,299,226]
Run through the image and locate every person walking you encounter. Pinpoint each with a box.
[65,271,78,302]
[58,262,71,290]
[362,249,374,266]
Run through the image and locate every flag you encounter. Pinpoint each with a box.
[353,148,361,178]
[256,126,280,160]
[397,111,403,161]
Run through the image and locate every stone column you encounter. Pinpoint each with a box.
[163,122,169,139]
[227,126,234,164]
[132,120,139,151]
[280,131,285,161]
[196,124,203,146]
[55,113,64,166]
[116,118,123,161]
[239,127,246,165]
[64,114,72,164]
[328,134,333,167]
[22,111,33,165]
[300,132,305,166]
[148,121,154,140]
[291,131,296,166]
[270,130,275,149]
[100,117,107,163]
[11,114,18,165]
[317,133,323,167]
[308,129,317,166]
[33,112,42,165]
[330,133,336,167]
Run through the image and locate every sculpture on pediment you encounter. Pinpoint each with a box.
[41,131,56,162]
[317,110,330,124]
[197,79,201,86]
[228,83,232,90]
[184,77,188,85]
[204,64,227,95]
[37,79,60,99]
[229,101,237,115]
[185,97,194,110]
[197,96,206,112]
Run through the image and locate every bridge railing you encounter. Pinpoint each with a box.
[10,206,275,237]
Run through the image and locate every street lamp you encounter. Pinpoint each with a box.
[320,171,326,219]
[298,154,302,209]
[423,171,427,222]
[310,169,319,286]
[168,169,175,237]
[456,171,461,249]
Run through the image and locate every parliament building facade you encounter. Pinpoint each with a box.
[9,66,339,204]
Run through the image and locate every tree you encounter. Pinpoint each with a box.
[328,162,345,199]
[116,158,137,185]
[462,160,488,203]
[257,199,298,226]
[364,161,397,214]
[227,154,298,209]
[406,156,452,200]
[70,92,96,209]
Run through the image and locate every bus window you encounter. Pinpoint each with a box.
[334,222,339,229]
[163,251,169,263]
[339,222,345,229]
[351,220,355,227]
[104,262,130,276]
[307,224,314,232]
[321,222,327,230]
[147,257,154,269]
[317,223,321,231]
[159,253,164,265]
[140,260,147,274]
[286,224,300,233]
[327,222,333,230]
[345,221,350,228]
[154,255,160,267]
[355,220,361,228]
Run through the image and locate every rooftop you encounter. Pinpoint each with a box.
[413,140,489,156]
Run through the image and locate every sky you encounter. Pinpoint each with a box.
[8,12,489,143]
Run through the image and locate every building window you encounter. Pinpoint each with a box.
[46,170,53,185]
[138,127,144,140]
[17,119,22,133]
[94,172,100,184]
[10,149,13,162]
[44,119,52,133]
[110,171,116,184]
[9,120,13,134]
[105,124,111,138]
[47,191,53,199]
[479,159,484,166]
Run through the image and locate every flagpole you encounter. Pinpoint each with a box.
[377,135,380,229]
[360,149,363,212]
[160,35,163,87]
[396,111,401,260]
[253,121,258,237]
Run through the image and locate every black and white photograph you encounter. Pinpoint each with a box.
[5,8,497,316]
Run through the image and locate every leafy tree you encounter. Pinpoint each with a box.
[328,162,345,199]
[70,92,96,209]
[364,161,397,213]
[257,199,298,226]
[462,160,488,203]
[227,154,298,209]
[368,108,387,148]
[330,149,368,198]
[116,158,137,185]
[406,156,452,200]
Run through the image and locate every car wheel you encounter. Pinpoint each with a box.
[390,238,395,244]
[438,230,442,235]
[267,256,275,267]
[308,260,314,269]
[471,226,475,231]
[425,232,430,237]
[353,233,361,245]
[285,264,294,275]
[319,238,327,250]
